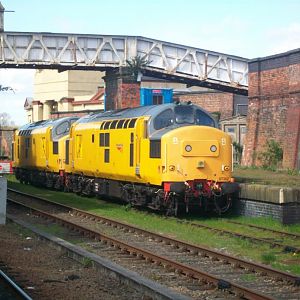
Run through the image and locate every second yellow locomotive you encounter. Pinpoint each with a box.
[13,102,238,215]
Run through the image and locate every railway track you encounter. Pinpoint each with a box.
[224,219,300,239]
[175,219,300,254]
[0,268,32,300]
[7,188,300,300]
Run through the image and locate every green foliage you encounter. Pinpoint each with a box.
[287,168,299,176]
[211,112,221,122]
[233,141,243,164]
[125,55,151,80]
[261,252,276,264]
[258,139,283,170]
[233,165,300,187]
[7,177,300,275]
[82,257,93,268]
[240,274,256,282]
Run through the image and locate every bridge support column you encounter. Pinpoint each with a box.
[103,67,140,111]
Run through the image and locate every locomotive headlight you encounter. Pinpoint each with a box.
[185,145,192,152]
[210,145,217,152]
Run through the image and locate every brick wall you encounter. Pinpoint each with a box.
[104,68,140,111]
[235,199,300,225]
[242,49,300,169]
[176,92,234,120]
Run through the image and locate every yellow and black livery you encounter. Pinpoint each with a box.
[14,103,238,215]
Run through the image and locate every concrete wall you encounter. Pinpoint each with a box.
[242,49,300,169]
[34,69,104,101]
[236,183,300,224]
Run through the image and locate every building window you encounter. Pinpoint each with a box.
[153,95,163,105]
[233,95,248,116]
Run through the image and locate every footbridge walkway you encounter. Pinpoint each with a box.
[0,31,248,95]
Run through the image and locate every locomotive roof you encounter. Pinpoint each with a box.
[78,103,211,123]
[19,116,77,130]
[18,116,79,140]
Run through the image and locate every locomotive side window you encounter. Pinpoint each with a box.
[100,133,105,146]
[124,119,130,128]
[153,109,174,130]
[150,140,161,158]
[55,121,69,135]
[195,109,215,127]
[99,133,110,147]
[53,141,59,154]
[105,133,110,147]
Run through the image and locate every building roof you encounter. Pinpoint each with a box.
[24,97,33,109]
[72,88,105,106]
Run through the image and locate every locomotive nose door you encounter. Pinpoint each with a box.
[131,117,148,178]
[133,118,142,177]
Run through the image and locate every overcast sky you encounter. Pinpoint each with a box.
[1,0,300,125]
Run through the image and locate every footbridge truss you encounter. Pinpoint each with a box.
[0,31,249,94]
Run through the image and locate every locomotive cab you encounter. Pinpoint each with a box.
[146,103,237,214]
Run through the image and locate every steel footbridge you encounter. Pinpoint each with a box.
[0,31,248,95]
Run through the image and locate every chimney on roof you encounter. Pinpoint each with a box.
[0,2,4,32]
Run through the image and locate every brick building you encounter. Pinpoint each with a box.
[174,90,248,120]
[242,49,300,169]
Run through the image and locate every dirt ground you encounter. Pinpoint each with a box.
[0,221,147,300]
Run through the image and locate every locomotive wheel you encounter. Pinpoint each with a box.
[166,197,179,216]
[213,194,232,214]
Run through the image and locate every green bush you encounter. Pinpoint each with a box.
[261,252,276,264]
[233,141,243,164]
[258,139,283,170]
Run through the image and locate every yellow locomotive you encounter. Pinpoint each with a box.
[13,103,238,215]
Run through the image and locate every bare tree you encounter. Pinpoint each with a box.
[0,112,15,126]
